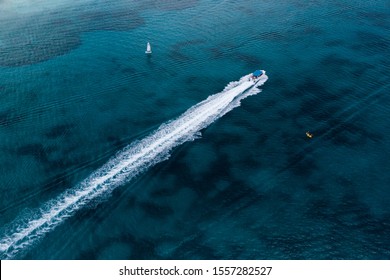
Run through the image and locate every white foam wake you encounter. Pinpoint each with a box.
[0,73,268,259]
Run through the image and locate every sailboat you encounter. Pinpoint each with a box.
[145,42,152,54]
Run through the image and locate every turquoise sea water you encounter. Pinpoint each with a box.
[0,0,389,259]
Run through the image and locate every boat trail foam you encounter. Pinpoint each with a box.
[0,73,268,259]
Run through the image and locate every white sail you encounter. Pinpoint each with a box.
[145,42,152,54]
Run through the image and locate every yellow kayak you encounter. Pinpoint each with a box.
[306,131,313,138]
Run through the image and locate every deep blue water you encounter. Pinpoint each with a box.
[0,0,389,259]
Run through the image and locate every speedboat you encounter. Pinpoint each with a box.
[250,70,265,85]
